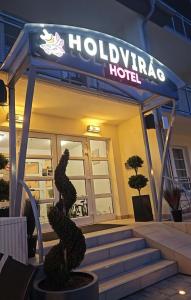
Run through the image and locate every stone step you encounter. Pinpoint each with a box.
[99,260,177,300]
[40,226,132,256]
[81,237,146,267]
[80,248,161,281]
[85,227,132,249]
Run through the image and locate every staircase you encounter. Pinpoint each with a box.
[79,226,177,300]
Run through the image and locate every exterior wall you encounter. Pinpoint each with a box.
[117,114,153,216]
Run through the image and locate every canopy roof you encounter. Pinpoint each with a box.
[1,23,185,102]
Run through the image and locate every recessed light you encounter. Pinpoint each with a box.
[179,290,186,295]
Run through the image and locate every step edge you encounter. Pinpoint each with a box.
[80,248,160,271]
[99,260,177,293]
[86,237,145,254]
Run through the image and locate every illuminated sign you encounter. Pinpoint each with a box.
[39,29,165,86]
[40,29,65,57]
[29,24,181,97]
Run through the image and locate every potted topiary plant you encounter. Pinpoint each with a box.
[125,155,153,222]
[0,153,9,217]
[164,186,182,222]
[33,149,98,300]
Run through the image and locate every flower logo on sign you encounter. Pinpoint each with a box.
[40,29,65,57]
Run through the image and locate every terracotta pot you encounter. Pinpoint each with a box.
[33,271,98,300]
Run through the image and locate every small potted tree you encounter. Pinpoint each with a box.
[33,149,98,300]
[125,155,153,222]
[0,153,9,217]
[164,186,182,222]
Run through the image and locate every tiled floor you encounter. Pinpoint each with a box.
[122,274,191,300]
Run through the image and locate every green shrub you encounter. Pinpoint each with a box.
[126,156,143,175]
[126,155,148,196]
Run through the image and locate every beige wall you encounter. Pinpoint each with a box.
[117,114,153,216]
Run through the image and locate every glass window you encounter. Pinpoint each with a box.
[172,148,190,191]
[60,141,83,157]
[69,199,88,218]
[95,197,113,215]
[173,149,184,160]
[27,180,54,200]
[0,131,9,154]
[93,179,111,195]
[71,179,86,197]
[39,203,53,224]
[67,160,84,177]
[92,160,109,176]
[0,132,9,181]
[27,138,51,155]
[25,159,53,177]
[90,140,107,158]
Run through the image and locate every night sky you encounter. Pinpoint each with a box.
[0,0,191,24]
[0,0,107,25]
[164,0,191,20]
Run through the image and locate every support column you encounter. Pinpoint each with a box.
[15,67,36,216]
[139,106,159,221]
[153,109,164,160]
[8,86,17,217]
[158,100,176,221]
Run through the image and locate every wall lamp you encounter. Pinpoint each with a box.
[7,113,24,123]
[87,125,101,133]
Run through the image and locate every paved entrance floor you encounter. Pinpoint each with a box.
[121,274,191,300]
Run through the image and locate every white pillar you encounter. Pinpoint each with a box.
[15,67,36,216]
[8,86,17,217]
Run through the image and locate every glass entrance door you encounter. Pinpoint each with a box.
[24,133,57,230]
[89,139,114,222]
[57,136,94,226]
[57,136,114,225]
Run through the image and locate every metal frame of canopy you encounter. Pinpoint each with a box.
[1,23,185,221]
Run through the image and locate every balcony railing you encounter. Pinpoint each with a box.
[159,0,191,42]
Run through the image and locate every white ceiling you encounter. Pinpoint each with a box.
[15,78,140,125]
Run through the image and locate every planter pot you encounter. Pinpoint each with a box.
[171,209,182,222]
[132,195,153,222]
[28,235,37,258]
[0,207,9,217]
[33,271,99,300]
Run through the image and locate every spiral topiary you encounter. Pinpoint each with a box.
[44,149,86,289]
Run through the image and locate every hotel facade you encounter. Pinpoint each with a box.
[0,1,191,231]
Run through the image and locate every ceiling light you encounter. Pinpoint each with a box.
[87,125,101,133]
[7,113,24,123]
[179,290,186,295]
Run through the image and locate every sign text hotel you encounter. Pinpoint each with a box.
[39,29,165,86]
